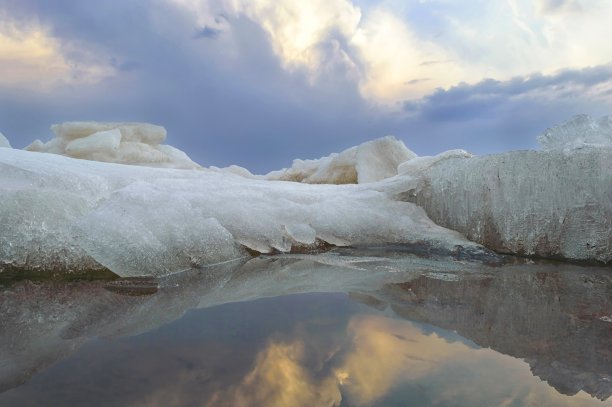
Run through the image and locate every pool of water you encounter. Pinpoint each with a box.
[1,250,610,406]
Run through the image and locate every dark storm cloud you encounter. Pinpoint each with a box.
[403,65,612,123]
[395,65,612,155]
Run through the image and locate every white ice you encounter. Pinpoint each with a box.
[3,114,610,276]
[25,122,201,170]
[265,136,416,184]
[537,114,612,152]
[0,147,481,277]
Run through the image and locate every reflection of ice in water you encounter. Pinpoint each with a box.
[0,253,610,405]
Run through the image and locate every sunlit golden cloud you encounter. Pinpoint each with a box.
[335,315,466,404]
[206,341,341,407]
[0,22,114,90]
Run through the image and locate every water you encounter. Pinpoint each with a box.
[0,250,610,406]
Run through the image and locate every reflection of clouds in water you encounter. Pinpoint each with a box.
[203,315,469,406]
[338,315,464,405]
[204,315,608,407]
[206,341,341,407]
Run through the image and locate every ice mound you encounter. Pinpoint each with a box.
[266,136,417,184]
[0,132,10,148]
[537,114,612,151]
[0,148,483,277]
[24,122,201,169]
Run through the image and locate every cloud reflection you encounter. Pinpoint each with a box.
[206,341,341,407]
[204,314,608,407]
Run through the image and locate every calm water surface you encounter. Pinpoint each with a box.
[1,250,610,406]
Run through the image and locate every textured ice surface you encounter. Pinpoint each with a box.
[266,136,416,184]
[0,132,10,148]
[400,148,612,263]
[25,122,201,169]
[0,148,481,277]
[398,149,473,176]
[538,114,612,151]
[65,129,121,158]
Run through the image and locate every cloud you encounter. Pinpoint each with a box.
[537,0,583,14]
[194,25,222,39]
[218,0,463,102]
[349,8,460,102]
[0,18,114,90]
[163,0,612,106]
[223,0,362,80]
[404,64,612,121]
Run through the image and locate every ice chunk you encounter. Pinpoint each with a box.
[266,148,358,184]
[65,129,121,158]
[356,136,418,183]
[266,136,416,184]
[537,114,612,151]
[25,122,201,170]
[51,121,167,144]
[0,132,11,148]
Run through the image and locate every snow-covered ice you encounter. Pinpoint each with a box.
[25,122,201,170]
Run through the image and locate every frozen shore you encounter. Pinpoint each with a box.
[0,115,610,277]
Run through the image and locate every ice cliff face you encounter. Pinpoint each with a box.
[399,148,612,263]
[24,122,201,170]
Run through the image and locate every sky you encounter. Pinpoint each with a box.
[1,0,611,173]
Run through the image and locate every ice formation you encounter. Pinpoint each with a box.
[0,132,10,148]
[265,136,417,184]
[537,114,612,151]
[24,122,201,169]
[0,148,483,277]
[1,114,610,277]
[401,148,612,263]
